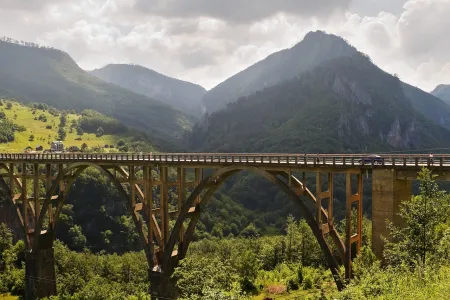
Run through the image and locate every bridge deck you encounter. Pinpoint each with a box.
[0,153,445,171]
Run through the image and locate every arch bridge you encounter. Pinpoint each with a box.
[0,152,444,299]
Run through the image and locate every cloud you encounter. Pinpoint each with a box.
[329,0,450,91]
[133,0,351,24]
[349,0,407,16]
[0,0,449,92]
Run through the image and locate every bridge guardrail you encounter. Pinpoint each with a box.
[0,152,446,168]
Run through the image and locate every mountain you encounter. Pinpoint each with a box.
[432,84,450,103]
[201,30,358,113]
[0,39,193,141]
[402,83,450,130]
[90,64,206,117]
[189,54,450,153]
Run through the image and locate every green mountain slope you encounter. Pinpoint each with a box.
[201,30,358,113]
[189,54,450,153]
[402,83,450,130]
[0,40,193,140]
[90,64,206,118]
[432,84,450,103]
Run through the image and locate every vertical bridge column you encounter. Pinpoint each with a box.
[315,173,334,235]
[372,169,412,259]
[25,163,57,299]
[345,173,363,280]
[149,166,202,299]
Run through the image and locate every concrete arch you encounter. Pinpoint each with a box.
[165,165,345,290]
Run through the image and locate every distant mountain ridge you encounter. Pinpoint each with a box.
[201,30,359,113]
[90,64,206,117]
[0,39,193,143]
[432,84,450,103]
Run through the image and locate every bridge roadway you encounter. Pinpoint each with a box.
[0,152,444,169]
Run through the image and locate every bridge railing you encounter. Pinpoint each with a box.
[0,152,447,167]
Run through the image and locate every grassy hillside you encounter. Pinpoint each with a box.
[0,100,142,152]
[0,39,193,141]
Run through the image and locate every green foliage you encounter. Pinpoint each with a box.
[96,126,104,137]
[80,109,127,136]
[38,114,47,122]
[0,224,25,295]
[240,223,259,238]
[51,241,148,299]
[58,127,66,141]
[384,168,450,266]
[174,257,240,298]
[117,139,126,147]
[0,119,16,143]
[68,225,87,251]
[59,113,67,127]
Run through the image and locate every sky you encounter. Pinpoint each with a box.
[0,0,449,92]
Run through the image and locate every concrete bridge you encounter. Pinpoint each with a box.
[0,152,444,299]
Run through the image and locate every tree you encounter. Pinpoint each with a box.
[58,127,66,141]
[60,113,67,127]
[81,143,88,151]
[384,168,450,266]
[29,134,34,141]
[240,223,259,238]
[96,127,104,137]
[38,114,47,122]
[0,111,5,120]
[285,215,301,263]
[117,139,126,147]
[76,126,84,136]
[68,225,87,250]
[6,102,12,110]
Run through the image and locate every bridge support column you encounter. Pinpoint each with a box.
[25,233,57,300]
[372,169,412,259]
[345,173,363,280]
[149,269,178,300]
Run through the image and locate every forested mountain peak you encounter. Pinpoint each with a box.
[190,54,450,153]
[200,30,358,113]
[0,39,193,143]
[90,64,206,117]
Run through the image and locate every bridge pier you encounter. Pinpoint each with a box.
[372,169,412,259]
[25,233,57,299]
[149,270,178,299]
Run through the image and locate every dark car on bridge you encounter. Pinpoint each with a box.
[358,154,382,165]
